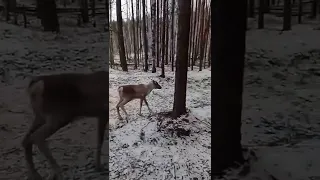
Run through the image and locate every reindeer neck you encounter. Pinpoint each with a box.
[146,83,155,95]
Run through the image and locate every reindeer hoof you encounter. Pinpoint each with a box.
[138,113,143,116]
[118,116,123,120]
[27,172,42,180]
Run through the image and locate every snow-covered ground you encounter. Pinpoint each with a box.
[0,20,109,179]
[109,68,211,179]
[226,16,320,180]
[0,14,319,180]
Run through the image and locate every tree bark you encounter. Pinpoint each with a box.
[191,0,200,70]
[91,0,96,19]
[131,0,138,69]
[298,0,302,24]
[207,38,211,67]
[203,3,211,68]
[187,0,193,68]
[171,0,176,72]
[265,0,270,13]
[248,0,255,18]
[164,0,169,66]
[81,0,89,23]
[172,0,191,118]
[198,0,205,71]
[116,0,128,71]
[156,0,160,67]
[151,0,157,73]
[160,0,167,78]
[136,0,140,67]
[258,0,264,29]
[142,0,149,72]
[42,0,60,32]
[211,0,246,176]
[310,0,318,19]
[283,0,291,31]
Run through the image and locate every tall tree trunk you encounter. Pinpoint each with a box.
[265,0,270,13]
[193,1,201,69]
[110,30,115,68]
[191,0,199,70]
[156,0,160,67]
[172,0,191,118]
[159,0,163,66]
[105,0,108,21]
[198,0,205,71]
[125,0,131,60]
[311,0,318,19]
[81,0,89,23]
[36,0,44,19]
[151,0,157,73]
[109,0,114,68]
[136,0,140,67]
[159,0,164,64]
[187,0,193,68]
[212,0,246,176]
[139,0,143,67]
[258,0,264,29]
[283,0,292,31]
[42,0,60,32]
[207,35,211,67]
[131,0,138,69]
[116,0,128,71]
[91,0,95,21]
[164,0,169,65]
[124,26,130,60]
[171,0,175,72]
[160,0,167,78]
[298,0,302,24]
[142,0,149,72]
[248,0,255,18]
[203,3,211,68]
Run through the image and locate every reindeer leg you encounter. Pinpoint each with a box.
[22,116,45,180]
[119,98,131,122]
[138,98,143,116]
[116,98,124,120]
[37,141,63,180]
[25,116,70,180]
[143,98,154,114]
[95,116,108,172]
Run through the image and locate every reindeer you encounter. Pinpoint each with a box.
[116,80,162,120]
[23,71,108,180]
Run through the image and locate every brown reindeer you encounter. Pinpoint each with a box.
[23,71,108,180]
[116,80,162,120]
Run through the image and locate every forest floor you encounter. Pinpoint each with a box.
[109,68,211,179]
[0,13,319,180]
[108,15,320,180]
[0,16,109,179]
[222,15,320,180]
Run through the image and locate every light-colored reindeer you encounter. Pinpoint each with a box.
[23,71,108,180]
[116,80,162,120]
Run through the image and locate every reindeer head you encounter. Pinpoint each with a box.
[152,80,162,89]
